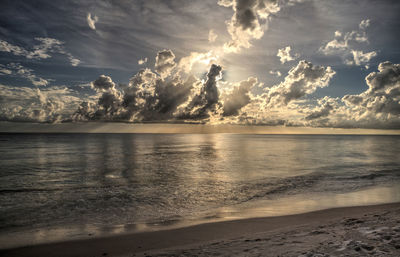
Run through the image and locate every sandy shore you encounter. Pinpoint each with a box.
[1,202,400,257]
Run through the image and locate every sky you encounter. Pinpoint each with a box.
[0,0,400,130]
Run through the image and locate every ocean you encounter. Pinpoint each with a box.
[1,133,400,247]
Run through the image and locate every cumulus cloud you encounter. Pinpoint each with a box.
[301,61,400,129]
[177,64,222,120]
[320,19,376,68]
[208,29,218,43]
[87,13,98,30]
[73,50,208,122]
[138,57,148,65]
[277,46,300,64]
[269,70,282,77]
[219,0,286,53]
[155,49,176,78]
[91,75,116,91]
[3,43,397,129]
[342,62,400,118]
[69,58,340,126]
[222,77,257,116]
[346,50,377,69]
[178,51,219,74]
[0,85,82,123]
[264,60,336,107]
[0,38,80,66]
[305,96,337,121]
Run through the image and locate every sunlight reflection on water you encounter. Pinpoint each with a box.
[0,134,400,247]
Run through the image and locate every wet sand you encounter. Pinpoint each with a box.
[1,202,400,257]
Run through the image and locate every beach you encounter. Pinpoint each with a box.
[1,202,400,257]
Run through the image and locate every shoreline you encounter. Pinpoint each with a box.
[1,202,400,257]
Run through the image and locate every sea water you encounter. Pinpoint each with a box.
[1,133,400,247]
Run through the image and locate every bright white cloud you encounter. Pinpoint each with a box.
[347,50,377,69]
[264,60,336,107]
[138,57,148,65]
[302,61,400,129]
[87,13,98,30]
[320,19,376,68]
[178,51,219,74]
[277,46,300,64]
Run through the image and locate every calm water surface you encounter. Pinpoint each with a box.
[0,134,400,247]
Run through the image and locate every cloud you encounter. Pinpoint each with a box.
[264,60,336,107]
[305,96,337,121]
[277,46,300,64]
[67,56,81,67]
[0,85,82,123]
[178,51,219,74]
[138,57,148,65]
[87,13,99,30]
[91,75,116,91]
[0,38,80,66]
[269,70,282,77]
[359,19,370,30]
[341,61,400,118]
[222,77,257,116]
[74,60,222,123]
[0,40,29,57]
[0,65,12,75]
[303,61,400,129]
[219,0,284,53]
[0,63,50,86]
[73,51,200,122]
[155,49,177,78]
[2,44,397,130]
[208,29,218,43]
[346,50,377,69]
[177,64,222,120]
[320,19,376,68]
